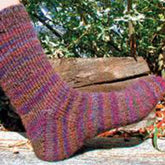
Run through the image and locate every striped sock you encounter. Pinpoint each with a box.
[0,4,165,161]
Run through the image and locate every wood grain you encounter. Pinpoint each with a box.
[49,57,150,92]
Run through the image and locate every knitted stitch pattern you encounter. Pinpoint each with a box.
[0,4,165,161]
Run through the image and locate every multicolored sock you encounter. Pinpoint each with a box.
[0,4,165,161]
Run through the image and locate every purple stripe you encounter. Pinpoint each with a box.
[140,80,157,104]
[131,81,153,119]
[97,93,105,133]
[26,112,46,140]
[90,93,99,134]
[43,111,47,161]
[1,63,46,98]
[131,80,155,111]
[52,85,70,115]
[109,91,120,128]
[18,74,59,114]
[95,93,105,133]
[0,67,5,80]
[45,110,58,160]
[130,80,155,122]
[0,26,35,55]
[125,90,138,123]
[0,31,37,63]
[0,39,15,53]
[2,43,44,76]
[132,87,145,121]
[152,77,165,95]
[0,43,44,85]
[43,85,71,158]
[77,93,87,142]
[155,77,165,90]
[52,117,59,160]
[62,93,76,156]
[12,65,51,99]
[52,88,74,155]
[62,119,70,156]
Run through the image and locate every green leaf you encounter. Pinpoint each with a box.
[153,125,160,151]
[152,125,165,152]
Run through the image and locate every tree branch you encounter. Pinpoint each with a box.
[32,13,63,38]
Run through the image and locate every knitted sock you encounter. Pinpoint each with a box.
[0,4,165,161]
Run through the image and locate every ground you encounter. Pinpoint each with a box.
[1,131,165,165]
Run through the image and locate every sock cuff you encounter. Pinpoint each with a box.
[0,4,30,32]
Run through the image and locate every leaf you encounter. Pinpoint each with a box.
[152,125,160,151]
[161,69,165,78]
[152,125,165,152]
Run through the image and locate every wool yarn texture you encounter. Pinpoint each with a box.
[0,4,165,161]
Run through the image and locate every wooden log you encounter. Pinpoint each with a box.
[49,57,150,92]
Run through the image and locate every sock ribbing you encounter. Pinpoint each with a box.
[0,4,165,161]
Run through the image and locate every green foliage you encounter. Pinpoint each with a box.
[22,0,165,72]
